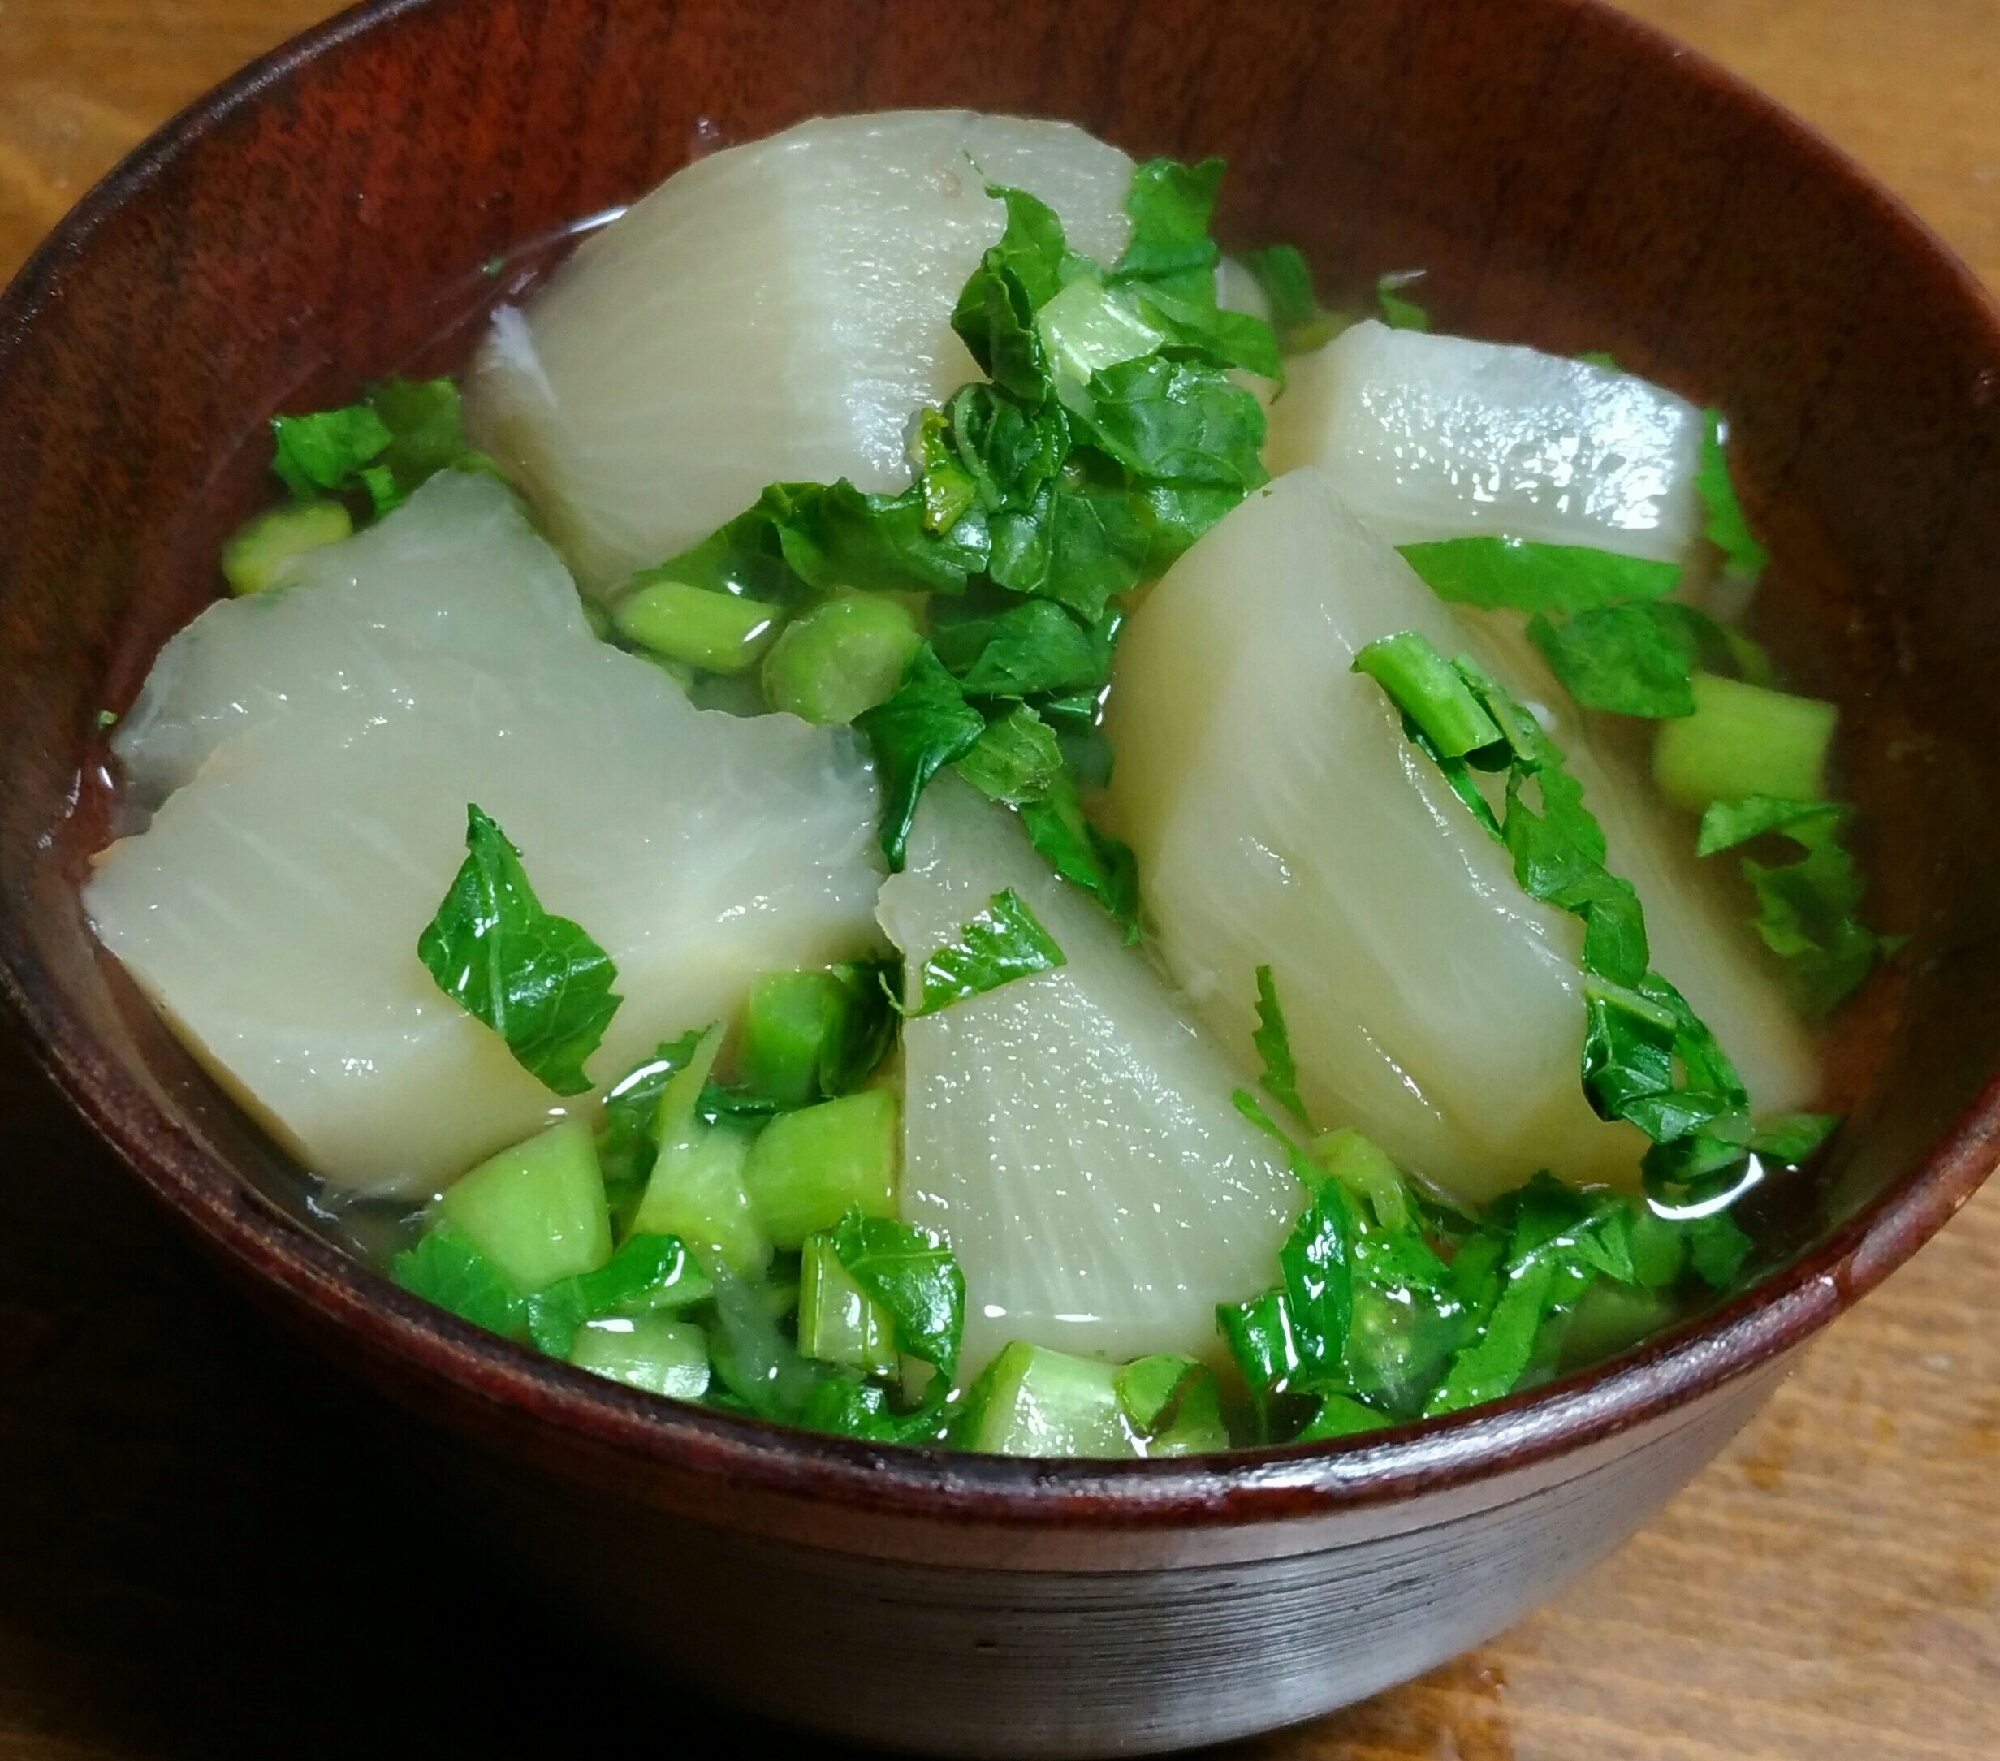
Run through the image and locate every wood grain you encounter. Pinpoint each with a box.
[0,2,1993,1756]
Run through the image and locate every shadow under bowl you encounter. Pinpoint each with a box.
[3,0,1999,1753]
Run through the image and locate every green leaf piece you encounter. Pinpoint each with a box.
[1527,603,1699,718]
[1685,1211,1753,1289]
[1696,409,1769,579]
[1017,768,1141,939]
[1277,1181,1356,1367]
[1696,794,1848,856]
[597,1029,708,1227]
[272,405,393,501]
[1697,795,1889,1013]
[1242,243,1317,331]
[947,599,1106,698]
[910,408,980,534]
[856,645,989,871]
[1112,157,1225,291]
[391,1225,529,1340]
[1296,1393,1393,1441]
[1399,537,1681,615]
[915,888,1066,1016]
[269,377,488,517]
[416,804,623,1096]
[1376,271,1431,331]
[955,704,1064,805]
[1252,964,1310,1127]
[525,1232,710,1358]
[1074,355,1268,489]
[829,1208,967,1386]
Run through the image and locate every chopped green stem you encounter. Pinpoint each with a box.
[221,499,353,594]
[798,1234,899,1376]
[761,594,922,723]
[740,1089,899,1248]
[1352,630,1503,757]
[614,579,784,673]
[1652,672,1835,812]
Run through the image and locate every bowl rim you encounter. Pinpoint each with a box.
[5,0,2000,1532]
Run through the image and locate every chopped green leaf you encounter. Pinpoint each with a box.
[1697,795,1888,1013]
[367,377,481,509]
[1277,1180,1356,1367]
[1017,768,1141,939]
[1696,794,1848,856]
[416,804,622,1096]
[955,704,1064,804]
[978,184,1072,309]
[598,1029,708,1226]
[1296,1393,1393,1440]
[1112,157,1225,293]
[1124,279,1284,380]
[1747,1111,1840,1163]
[988,482,1155,621]
[1252,964,1310,1128]
[653,479,989,608]
[952,190,1063,401]
[525,1232,711,1358]
[1424,1256,1556,1414]
[1037,275,1170,381]
[1696,410,1769,578]
[915,888,1066,1015]
[1376,270,1431,331]
[1399,537,1681,615]
[948,599,1106,698]
[272,404,392,501]
[828,1208,966,1386]
[910,408,980,534]
[1313,1127,1412,1234]
[947,381,1070,513]
[1242,244,1318,332]
[391,1225,529,1340]
[1686,1210,1753,1289]
[270,377,488,516]
[1216,1289,1305,1421]
[1113,1354,1205,1434]
[1527,603,1698,718]
[764,479,990,596]
[856,646,988,870]
[1073,355,1268,489]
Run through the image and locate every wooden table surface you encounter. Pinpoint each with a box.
[2,3,1995,1757]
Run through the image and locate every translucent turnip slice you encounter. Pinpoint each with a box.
[1264,320,1704,563]
[87,473,884,1196]
[876,776,1300,1381]
[1100,467,1816,1206]
[465,112,1134,590]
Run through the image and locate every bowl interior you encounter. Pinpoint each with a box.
[2,0,1998,1508]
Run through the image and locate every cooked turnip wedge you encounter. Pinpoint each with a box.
[465,112,1135,589]
[1101,468,1816,1205]
[88,473,884,1195]
[876,776,1300,1379]
[1263,320,1704,563]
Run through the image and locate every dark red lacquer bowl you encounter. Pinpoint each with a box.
[2,1,1997,1753]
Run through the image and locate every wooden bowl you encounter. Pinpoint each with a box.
[3,0,1997,1752]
